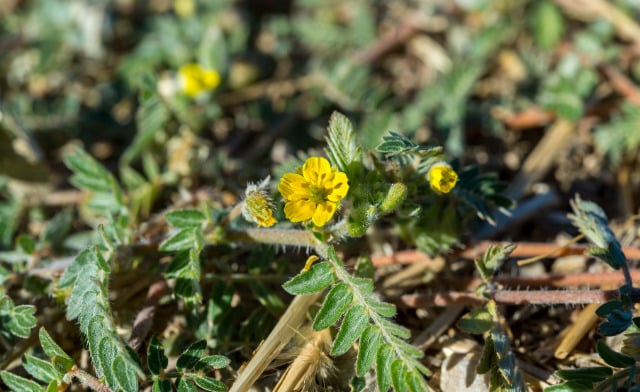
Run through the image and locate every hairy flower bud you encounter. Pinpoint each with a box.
[242,177,277,227]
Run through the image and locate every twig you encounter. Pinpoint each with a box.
[554,303,600,359]
[398,288,629,307]
[352,15,424,64]
[67,365,112,392]
[128,280,168,352]
[555,0,640,45]
[370,241,640,267]
[600,65,640,107]
[444,269,640,291]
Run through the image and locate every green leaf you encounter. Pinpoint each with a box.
[390,360,407,392]
[177,340,207,370]
[23,354,58,384]
[596,340,635,368]
[376,344,394,392]
[160,228,200,252]
[474,244,516,282]
[40,327,73,373]
[313,282,353,330]
[64,148,113,192]
[378,318,411,339]
[356,325,382,376]
[324,111,362,175]
[113,355,139,392]
[458,307,494,334]
[477,334,496,374]
[365,297,396,318]
[283,262,335,295]
[599,308,633,336]
[193,375,227,391]
[555,366,612,383]
[176,377,199,392]
[6,304,37,338]
[40,209,73,246]
[332,304,368,356]
[532,1,564,49]
[166,210,206,228]
[545,381,596,391]
[153,379,173,392]
[196,355,231,371]
[568,195,625,268]
[148,336,168,376]
[0,371,43,392]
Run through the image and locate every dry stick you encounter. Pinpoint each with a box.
[445,269,640,291]
[229,293,322,392]
[555,0,640,45]
[554,302,600,359]
[128,280,169,352]
[352,15,424,65]
[600,65,640,107]
[370,241,640,267]
[517,234,585,266]
[413,305,465,351]
[506,118,575,200]
[399,289,623,307]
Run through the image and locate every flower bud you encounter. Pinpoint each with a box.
[380,182,407,213]
[242,178,277,227]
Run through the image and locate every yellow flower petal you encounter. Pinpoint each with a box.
[302,157,332,186]
[428,163,458,194]
[278,156,349,227]
[278,173,309,201]
[179,63,221,97]
[326,171,349,202]
[312,202,336,227]
[284,200,316,222]
[257,214,277,227]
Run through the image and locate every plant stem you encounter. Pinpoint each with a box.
[67,365,112,392]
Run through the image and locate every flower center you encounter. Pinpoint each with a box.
[308,185,329,203]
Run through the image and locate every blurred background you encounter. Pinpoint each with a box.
[1,0,640,246]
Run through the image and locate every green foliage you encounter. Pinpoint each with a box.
[474,244,516,282]
[0,292,36,340]
[594,102,640,165]
[59,246,144,391]
[284,246,430,391]
[568,195,625,269]
[531,1,565,49]
[161,209,207,305]
[325,111,362,178]
[1,327,75,392]
[149,337,229,392]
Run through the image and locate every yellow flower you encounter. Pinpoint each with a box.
[242,178,277,227]
[173,0,195,18]
[278,157,349,227]
[179,63,221,97]
[428,163,458,194]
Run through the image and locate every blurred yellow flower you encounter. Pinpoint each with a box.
[173,0,195,18]
[242,178,277,227]
[428,163,458,194]
[179,63,220,97]
[278,157,349,227]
